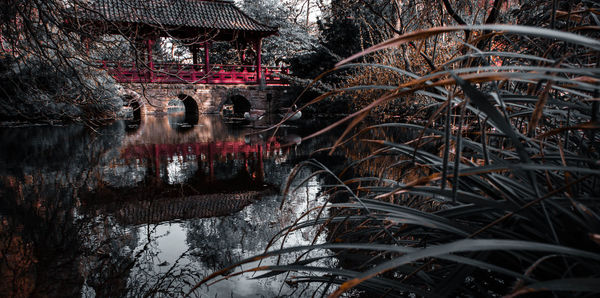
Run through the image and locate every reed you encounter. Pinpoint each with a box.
[197,22,600,298]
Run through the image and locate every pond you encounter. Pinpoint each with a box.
[0,114,345,297]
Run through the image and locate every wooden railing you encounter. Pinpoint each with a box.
[98,61,289,85]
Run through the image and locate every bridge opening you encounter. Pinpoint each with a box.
[230,95,251,115]
[167,99,185,113]
[123,95,142,132]
[130,100,142,121]
[178,94,199,126]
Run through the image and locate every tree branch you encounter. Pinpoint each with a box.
[439,0,471,41]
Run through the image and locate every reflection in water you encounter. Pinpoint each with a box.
[0,122,125,297]
[0,114,336,297]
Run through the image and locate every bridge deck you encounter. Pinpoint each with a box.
[100,61,289,85]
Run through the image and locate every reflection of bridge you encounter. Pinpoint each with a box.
[120,140,288,181]
[89,191,261,225]
[121,140,283,160]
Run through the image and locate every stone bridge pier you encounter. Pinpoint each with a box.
[121,83,293,120]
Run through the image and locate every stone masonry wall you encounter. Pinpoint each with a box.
[121,83,292,115]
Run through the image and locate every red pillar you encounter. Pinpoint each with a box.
[204,42,211,83]
[204,42,210,71]
[192,45,198,68]
[255,38,262,84]
[147,39,154,82]
[147,39,154,69]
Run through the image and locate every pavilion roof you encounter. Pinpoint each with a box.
[74,0,277,35]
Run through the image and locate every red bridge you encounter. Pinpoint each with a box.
[72,0,289,86]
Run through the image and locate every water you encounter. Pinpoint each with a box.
[0,114,338,297]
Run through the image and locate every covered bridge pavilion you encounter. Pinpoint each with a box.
[71,0,288,85]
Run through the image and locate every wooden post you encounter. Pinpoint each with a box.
[255,38,262,84]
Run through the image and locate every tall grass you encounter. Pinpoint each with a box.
[195,24,600,297]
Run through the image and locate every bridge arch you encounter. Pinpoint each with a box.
[177,94,199,125]
[229,94,251,115]
[128,98,142,121]
[122,93,144,133]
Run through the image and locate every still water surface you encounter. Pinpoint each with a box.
[0,114,340,297]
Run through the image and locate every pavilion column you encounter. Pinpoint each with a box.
[147,39,155,82]
[133,40,142,66]
[204,42,211,73]
[191,46,198,65]
[255,38,262,84]
[147,39,154,69]
[191,45,199,67]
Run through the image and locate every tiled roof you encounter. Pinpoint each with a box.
[76,0,277,33]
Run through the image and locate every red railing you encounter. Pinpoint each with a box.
[98,61,289,85]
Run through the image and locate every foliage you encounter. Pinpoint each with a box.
[239,0,319,65]
[0,0,131,123]
[199,0,600,296]
[0,55,122,123]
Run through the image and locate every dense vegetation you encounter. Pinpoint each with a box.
[198,0,600,297]
[0,0,128,124]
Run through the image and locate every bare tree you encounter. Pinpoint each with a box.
[0,0,129,124]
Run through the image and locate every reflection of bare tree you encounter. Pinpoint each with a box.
[185,191,316,272]
[0,196,83,297]
[79,217,139,297]
[182,173,330,297]
[0,122,124,178]
[125,225,201,297]
[79,219,206,297]
[0,123,124,297]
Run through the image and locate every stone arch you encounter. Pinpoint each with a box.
[129,98,143,121]
[122,94,144,119]
[122,93,144,133]
[177,94,199,125]
[229,94,252,115]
